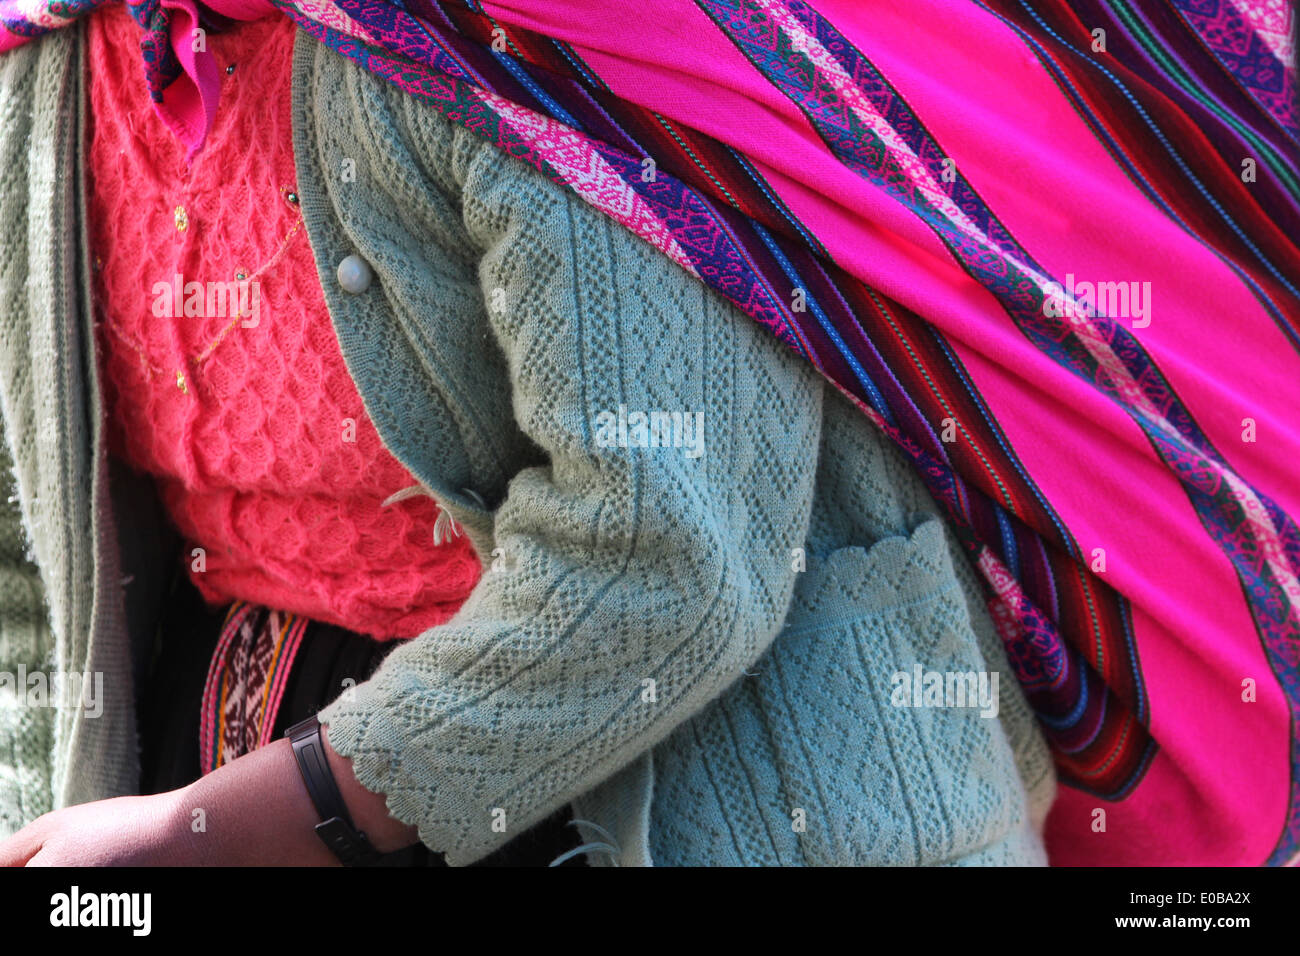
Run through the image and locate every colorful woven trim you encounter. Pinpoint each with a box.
[199,601,308,775]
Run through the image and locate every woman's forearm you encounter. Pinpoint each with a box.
[170,727,420,865]
[0,723,420,866]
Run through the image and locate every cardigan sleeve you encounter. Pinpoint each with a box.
[317,111,829,865]
[0,434,55,838]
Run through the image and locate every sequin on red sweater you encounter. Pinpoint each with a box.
[86,6,481,640]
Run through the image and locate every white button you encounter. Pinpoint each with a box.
[337,254,373,294]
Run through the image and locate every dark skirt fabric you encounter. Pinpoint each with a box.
[137,564,585,866]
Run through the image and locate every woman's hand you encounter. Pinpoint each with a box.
[0,724,420,865]
[0,792,192,866]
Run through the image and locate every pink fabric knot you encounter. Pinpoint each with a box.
[153,0,280,159]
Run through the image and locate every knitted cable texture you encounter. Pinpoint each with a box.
[86,7,479,640]
[297,38,1055,866]
[0,24,141,830]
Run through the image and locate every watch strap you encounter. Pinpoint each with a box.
[284,714,385,866]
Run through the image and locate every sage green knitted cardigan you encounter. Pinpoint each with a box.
[0,23,1055,865]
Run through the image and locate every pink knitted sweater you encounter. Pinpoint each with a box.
[86,6,481,640]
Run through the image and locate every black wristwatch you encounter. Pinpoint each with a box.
[284,715,389,866]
